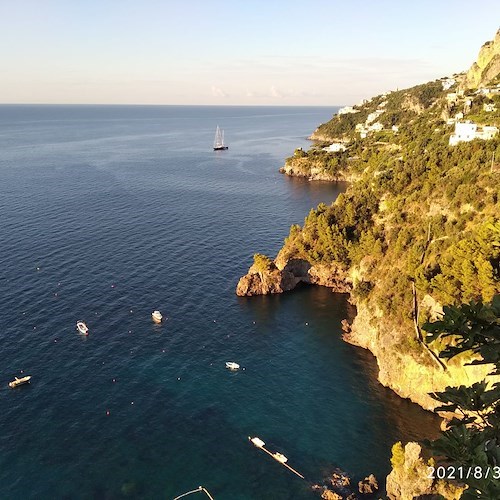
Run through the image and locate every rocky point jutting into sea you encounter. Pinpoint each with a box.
[237,30,500,415]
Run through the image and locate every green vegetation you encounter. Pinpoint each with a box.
[280,77,500,343]
[252,253,275,273]
[423,296,500,499]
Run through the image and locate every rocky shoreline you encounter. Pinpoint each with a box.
[237,247,493,411]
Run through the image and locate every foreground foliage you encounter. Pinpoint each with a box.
[423,296,500,499]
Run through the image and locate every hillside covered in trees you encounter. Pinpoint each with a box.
[238,34,500,412]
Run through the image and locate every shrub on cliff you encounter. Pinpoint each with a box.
[252,253,275,273]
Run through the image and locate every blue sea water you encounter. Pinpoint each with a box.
[0,105,440,499]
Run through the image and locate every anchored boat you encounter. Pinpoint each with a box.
[213,125,228,150]
[225,361,240,370]
[76,321,89,335]
[9,376,31,388]
[152,310,163,323]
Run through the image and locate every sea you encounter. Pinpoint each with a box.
[0,105,440,499]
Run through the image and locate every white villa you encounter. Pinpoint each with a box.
[449,121,499,146]
[338,106,359,115]
[323,143,347,153]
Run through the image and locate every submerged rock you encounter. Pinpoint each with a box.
[358,474,378,494]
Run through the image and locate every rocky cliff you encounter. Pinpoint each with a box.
[386,442,465,499]
[465,29,500,88]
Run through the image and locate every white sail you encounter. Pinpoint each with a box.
[213,125,228,150]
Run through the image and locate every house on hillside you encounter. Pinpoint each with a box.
[449,122,477,145]
[449,121,499,145]
[442,78,456,91]
[338,106,359,115]
[484,103,496,112]
[323,143,347,153]
[477,126,499,140]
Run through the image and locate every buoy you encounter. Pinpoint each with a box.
[177,377,181,381]
[106,410,110,416]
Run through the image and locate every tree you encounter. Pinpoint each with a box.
[422,295,500,499]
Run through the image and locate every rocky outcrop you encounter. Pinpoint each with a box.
[358,474,378,495]
[235,263,299,296]
[465,29,500,88]
[386,442,464,500]
[236,255,351,297]
[280,159,351,182]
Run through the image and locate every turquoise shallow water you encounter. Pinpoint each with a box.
[0,105,440,499]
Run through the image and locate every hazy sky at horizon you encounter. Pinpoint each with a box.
[1,0,499,106]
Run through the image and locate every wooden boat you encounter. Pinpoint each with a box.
[225,361,240,370]
[9,375,31,388]
[213,125,228,150]
[152,310,163,323]
[76,321,89,335]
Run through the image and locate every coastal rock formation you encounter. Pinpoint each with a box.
[386,442,464,499]
[237,255,351,297]
[235,263,298,296]
[358,474,378,494]
[280,157,349,182]
[465,29,500,88]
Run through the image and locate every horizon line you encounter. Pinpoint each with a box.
[0,102,343,108]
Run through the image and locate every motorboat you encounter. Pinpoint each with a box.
[9,375,31,388]
[273,452,288,463]
[76,321,89,335]
[225,361,240,370]
[152,310,163,323]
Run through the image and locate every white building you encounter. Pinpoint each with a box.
[338,106,359,115]
[323,143,347,153]
[442,78,456,91]
[477,126,499,140]
[449,122,477,146]
[449,122,498,145]
[368,122,384,132]
[484,103,496,112]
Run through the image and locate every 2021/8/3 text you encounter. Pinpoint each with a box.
[427,466,500,480]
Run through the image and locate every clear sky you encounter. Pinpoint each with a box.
[1,0,499,106]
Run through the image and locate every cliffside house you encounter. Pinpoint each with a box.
[441,78,456,91]
[449,121,499,145]
[323,143,347,153]
[338,106,358,115]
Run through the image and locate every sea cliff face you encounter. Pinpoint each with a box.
[344,302,495,410]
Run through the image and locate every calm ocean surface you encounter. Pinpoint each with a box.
[0,105,439,499]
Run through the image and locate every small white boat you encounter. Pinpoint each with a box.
[152,310,163,323]
[76,321,89,335]
[9,375,31,388]
[225,361,240,370]
[273,452,288,463]
[249,436,265,448]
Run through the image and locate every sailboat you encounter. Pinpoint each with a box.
[213,125,228,151]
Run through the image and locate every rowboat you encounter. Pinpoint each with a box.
[76,321,89,335]
[9,376,31,388]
